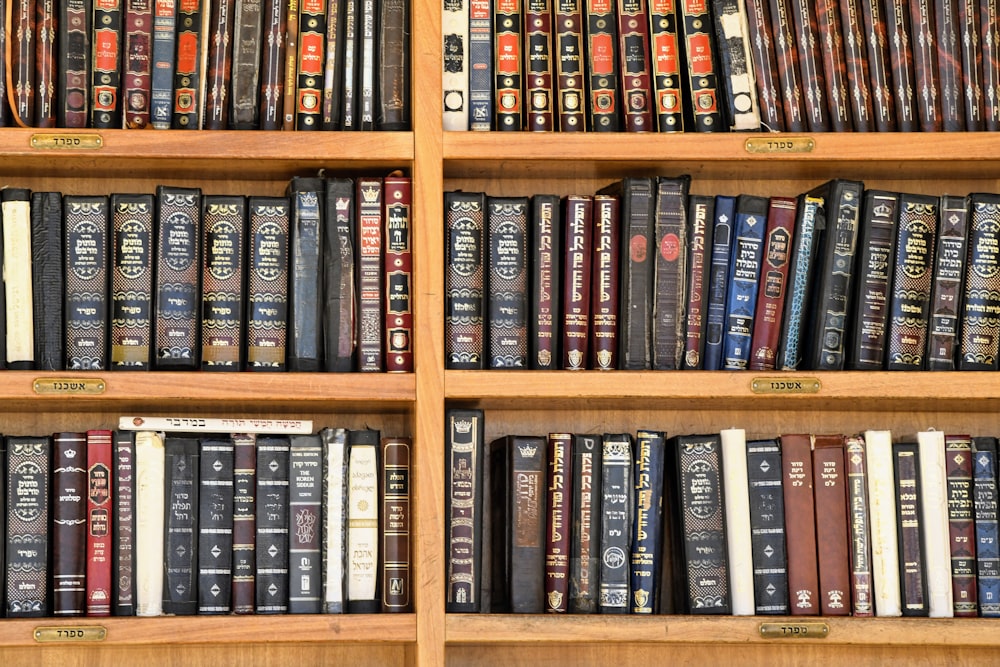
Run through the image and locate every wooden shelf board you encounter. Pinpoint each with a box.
[0,614,416,646]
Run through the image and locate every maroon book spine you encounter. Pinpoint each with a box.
[13,0,35,124]
[936,0,965,131]
[203,0,236,129]
[545,433,573,613]
[812,435,851,616]
[616,0,654,131]
[123,0,154,128]
[767,0,806,130]
[554,0,586,131]
[909,0,943,131]
[86,430,113,617]
[589,194,619,370]
[749,197,796,371]
[258,0,287,129]
[525,0,555,131]
[358,177,385,372]
[682,196,712,370]
[836,0,874,131]
[958,0,984,130]
[781,433,820,615]
[814,0,852,131]
[787,0,829,131]
[384,174,413,373]
[562,195,593,369]
[35,0,57,126]
[978,0,998,130]
[946,434,978,616]
[858,0,896,130]
[885,0,918,130]
[845,435,874,616]
[745,0,785,131]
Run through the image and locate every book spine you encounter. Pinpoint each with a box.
[711,0,762,130]
[58,0,91,127]
[135,431,165,616]
[92,0,124,127]
[11,0,36,124]
[746,438,789,614]
[894,441,929,616]
[171,0,206,128]
[530,194,561,370]
[845,435,874,616]
[837,0,873,130]
[323,178,356,371]
[381,436,411,611]
[649,0,683,131]
[486,196,530,368]
[231,433,256,614]
[946,435,978,616]
[678,0,721,131]
[246,197,290,371]
[114,431,136,616]
[163,437,199,615]
[35,0,58,126]
[150,0,177,128]
[857,0,895,130]
[52,433,88,617]
[767,0,807,130]
[598,433,632,613]
[377,0,411,128]
[442,0,469,130]
[721,195,767,370]
[86,430,114,616]
[445,409,484,612]
[584,0,621,131]
[357,177,385,371]
[446,191,486,369]
[569,434,601,613]
[230,0,264,127]
[884,0,918,130]
[960,194,1000,370]
[494,0,523,130]
[812,434,851,615]
[780,433,819,615]
[525,0,555,131]
[123,0,154,128]
[720,429,753,615]
[613,178,655,370]
[64,200,110,371]
[6,436,49,617]
[545,433,572,612]
[31,191,64,371]
[256,436,290,613]
[681,195,712,369]
[909,0,942,131]
[787,0,829,130]
[339,0,359,129]
[110,194,154,370]
[926,195,969,370]
[936,0,965,131]
[916,429,953,617]
[506,436,546,613]
[957,0,983,129]
[384,175,413,372]
[197,437,234,614]
[347,429,380,611]
[865,430,902,616]
[155,186,202,369]
[468,0,493,130]
[356,0,377,129]
[973,436,1000,616]
[886,194,939,370]
[651,176,689,370]
[3,189,34,369]
[203,0,236,128]
[703,195,735,370]
[617,0,654,131]
[295,0,327,129]
[630,430,664,614]
[321,428,347,613]
[288,435,323,613]
[981,0,1000,130]
[201,196,246,370]
[744,0,784,130]
[554,0,585,131]
[287,177,325,371]
[813,0,852,130]
[748,196,796,371]
[847,190,899,370]
[258,0,288,129]
[589,194,619,370]
[561,195,592,370]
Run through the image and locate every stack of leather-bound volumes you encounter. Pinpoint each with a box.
[2,0,409,130]
[446,408,1000,618]
[442,0,1000,132]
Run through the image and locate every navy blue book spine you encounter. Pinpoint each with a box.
[721,195,768,370]
[974,436,1000,616]
[629,429,665,614]
[703,195,736,370]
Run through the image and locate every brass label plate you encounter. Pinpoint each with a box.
[744,137,815,154]
[34,626,108,642]
[30,133,104,150]
[33,378,107,395]
[759,622,829,639]
[751,377,821,394]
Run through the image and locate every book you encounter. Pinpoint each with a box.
[154,186,202,370]
[712,0,761,131]
[203,0,236,127]
[445,191,487,369]
[494,0,524,130]
[525,0,555,131]
[64,195,111,371]
[837,0,873,130]
[909,1,942,131]
[231,433,256,614]
[123,0,154,128]
[321,428,348,613]
[6,436,50,616]
[201,196,247,370]
[981,0,1000,130]
[30,191,64,371]
[554,0,586,131]
[569,434,602,613]
[347,429,380,612]
[863,429,902,616]
[113,430,136,616]
[150,0,178,128]
[616,0,654,131]
[651,176,689,370]
[258,0,287,129]
[926,194,970,370]
[110,193,155,370]
[357,177,384,372]
[845,434,874,616]
[356,0,377,129]
[945,434,978,616]
[246,196,290,371]
[678,0,722,131]
[746,438,789,614]
[936,0,965,131]
[323,178,356,372]
[583,0,622,131]
[682,195,713,369]
[295,0,327,129]
[91,0,123,127]
[598,433,632,613]
[767,0,807,131]
[884,0,918,130]
[37,0,59,123]
[441,0,469,130]
[721,195,767,370]
[788,0,829,131]
[57,0,91,127]
[743,0,784,130]
[381,436,411,612]
[590,194,619,370]
[858,0,896,130]
[230,0,264,127]
[3,188,33,369]
[959,193,1000,371]
[163,437,199,615]
[561,195,592,370]
[287,177,325,371]
[339,0,360,129]
[256,435,290,613]
[748,196,796,371]
[780,433,819,615]
[487,196,530,368]
[197,437,234,614]
[720,428,753,615]
[812,0,851,131]
[288,434,323,613]
[916,429,954,617]
[384,173,413,372]
[51,432,88,617]
[648,0,683,131]
[120,416,314,434]
[172,0,208,128]
[545,433,572,612]
[468,0,492,130]
[893,441,928,616]
[973,436,1000,616]
[703,194,735,370]
[777,193,824,370]
[530,194,562,370]
[135,431,165,616]
[630,430,665,614]
[86,429,113,616]
[812,434,851,616]
[445,408,484,613]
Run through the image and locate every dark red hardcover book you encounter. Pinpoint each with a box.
[958,0,984,130]
[979,0,998,130]
[787,0,829,131]
[12,0,36,124]
[749,197,796,371]
[381,436,412,612]
[589,194,619,370]
[525,0,555,131]
[123,0,154,128]
[812,435,851,616]
[295,0,326,129]
[946,434,978,616]
[781,433,820,615]
[584,0,622,131]
[495,0,524,130]
[837,0,874,131]
[649,0,683,131]
[745,0,785,131]
[531,194,562,369]
[357,177,384,371]
[258,0,287,129]
[384,173,412,373]
[885,0,918,130]
[858,0,896,130]
[554,0,586,131]
[617,0,655,131]
[58,0,90,127]
[814,0,853,131]
[909,1,942,131]
[562,195,594,369]
[767,0,806,130]
[682,195,713,369]
[545,433,573,612]
[936,0,966,131]
[52,433,88,617]
[34,0,57,126]
[204,0,236,129]
[86,430,113,617]
[678,0,722,131]
[92,0,123,127]
[845,435,874,616]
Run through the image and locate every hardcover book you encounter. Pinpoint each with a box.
[703,195,735,370]
[347,429,380,612]
[356,0,378,129]
[945,434,978,616]
[57,0,91,127]
[246,196,290,371]
[231,433,256,614]
[339,0,359,129]
[545,433,573,612]
[287,177,325,371]
[445,408,485,612]
[836,0,873,130]
[720,428,753,615]
[6,436,50,617]
[30,191,64,371]
[554,0,586,131]
[858,0,896,130]
[982,0,1000,130]
[525,0,555,131]
[583,0,622,131]
[746,438,789,614]
[381,436,411,612]
[711,0,762,130]
[110,193,155,370]
[357,177,384,372]
[926,194,969,370]
[468,0,492,130]
[935,0,965,131]
[230,0,263,127]
[256,435,290,613]
[590,194,620,370]
[114,430,136,616]
[91,0,123,127]
[884,0,918,130]
[916,429,954,617]
[766,0,807,130]
[295,0,328,130]
[651,176,689,370]
[562,195,592,370]
[812,434,851,616]
[171,0,207,128]
[630,430,665,614]
[487,196,530,368]
[569,434,602,613]
[649,0,683,131]
[201,195,246,370]
[908,1,942,131]
[258,0,287,129]
[748,196,796,371]
[322,428,348,613]
[813,0,851,131]
[845,434,874,616]
[677,0,722,131]
[616,0,654,131]
[973,436,1000,616]
[3,188,33,369]
[865,429,902,616]
[150,0,178,128]
[442,0,470,130]
[64,196,110,370]
[959,193,1000,370]
[154,186,202,370]
[323,178,356,372]
[682,195,714,369]
[197,437,234,614]
[36,0,58,124]
[893,441,928,616]
[445,191,487,369]
[123,0,154,128]
[599,433,632,613]
[780,433,819,615]
[962,0,985,130]
[289,434,323,613]
[787,0,829,131]
[530,194,562,370]
[743,0,785,130]
[51,432,88,617]
[384,173,413,372]
[721,195,767,370]
[135,430,165,616]
[494,0,524,130]
[86,429,113,616]
[163,437,199,615]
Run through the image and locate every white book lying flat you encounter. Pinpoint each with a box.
[119,416,314,434]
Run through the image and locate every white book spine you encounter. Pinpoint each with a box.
[441,0,470,130]
[864,429,902,616]
[721,427,755,615]
[135,431,166,616]
[715,0,762,130]
[917,430,955,617]
[120,416,314,434]
[323,428,348,612]
[347,440,379,603]
[3,196,33,365]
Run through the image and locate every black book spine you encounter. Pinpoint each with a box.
[64,195,111,371]
[231,433,256,614]
[445,408,485,612]
[289,434,323,613]
[959,193,1000,371]
[287,177,325,371]
[91,0,123,128]
[113,430,135,616]
[630,430,665,614]
[377,0,409,128]
[323,178,356,371]
[295,0,328,130]
[530,194,562,370]
[569,434,602,613]
[893,441,928,616]
[110,194,155,371]
[51,432,87,617]
[197,437,234,614]
[201,195,247,370]
[652,176,690,370]
[163,437,199,615]
[246,196,290,371]
[6,436,50,617]
[487,196,530,368]
[256,435,290,613]
[583,0,622,131]
[445,191,487,370]
[171,0,206,128]
[230,0,264,127]
[704,195,735,370]
[746,438,789,614]
[321,0,345,129]
[598,433,632,613]
[31,192,64,371]
[506,435,546,613]
[926,194,970,370]
[154,186,202,370]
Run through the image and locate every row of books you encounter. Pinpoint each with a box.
[0,173,411,372]
[445,176,1000,371]
[1,0,409,130]
[445,409,1000,617]
[442,0,1000,133]
[1,423,411,617]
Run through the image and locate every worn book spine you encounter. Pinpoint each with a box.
[787,0,829,130]
[946,434,978,616]
[720,428,753,615]
[154,186,202,369]
[58,0,91,127]
[545,433,573,612]
[894,441,929,616]
[812,434,851,616]
[486,196,529,368]
[35,0,58,126]
[31,191,64,371]
[197,437,234,614]
[908,0,942,131]
[916,429,953,617]
[959,194,1000,370]
[569,434,602,613]
[287,177,324,371]
[780,433,819,615]
[844,435,874,616]
[651,176,689,370]
[323,178,356,371]
[122,0,154,128]
[530,194,561,370]
[150,0,177,128]
[3,189,33,369]
[856,0,895,130]
[200,196,246,370]
[6,436,49,617]
[321,428,347,613]
[836,0,873,130]
[886,193,939,370]
[712,0,761,130]
[384,174,413,372]
[441,0,469,130]
[648,0,683,131]
[288,434,323,613]
[682,195,713,369]
[295,0,327,129]
[935,0,965,131]
[812,0,851,130]
[721,195,767,370]
[163,437,199,615]
[246,196,290,371]
[744,0,784,130]
[630,430,665,614]
[703,195,735,370]
[445,409,484,612]
[501,435,545,613]
[110,193,154,370]
[678,0,722,131]
[86,430,113,616]
[258,0,288,129]
[231,433,256,614]
[230,0,264,127]
[554,0,585,131]
[256,436,289,613]
[973,436,1000,616]
[381,436,411,611]
[884,0,918,130]
[590,194,619,370]
[135,431,165,616]
[599,433,632,613]
[746,438,789,614]
[847,190,899,370]
[494,0,524,130]
[561,195,592,369]
[64,199,109,371]
[748,196,796,371]
[377,0,409,129]
[767,0,807,130]
[357,177,384,371]
[347,429,380,612]
[12,0,37,124]
[865,429,902,616]
[980,0,1000,130]
[926,195,969,370]
[584,0,621,131]
[203,0,235,128]
[468,0,493,130]
[114,431,136,616]
[52,433,88,617]
[957,0,983,130]
[446,191,486,369]
[525,0,555,131]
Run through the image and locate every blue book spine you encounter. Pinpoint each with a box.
[703,195,735,370]
[974,436,1000,616]
[777,194,823,370]
[629,430,665,614]
[722,196,768,370]
[468,0,493,130]
[150,0,177,129]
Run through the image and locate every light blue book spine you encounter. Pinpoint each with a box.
[777,195,822,370]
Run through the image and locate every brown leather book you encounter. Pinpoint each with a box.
[836,0,873,131]
[884,0,918,130]
[787,0,829,131]
[384,174,413,373]
[122,0,154,128]
[203,0,236,129]
[589,194,619,370]
[893,441,928,616]
[57,0,89,127]
[12,0,36,124]
[814,0,852,131]
[908,1,942,131]
[980,0,1000,130]
[744,0,785,131]
[258,0,288,129]
[525,0,555,131]
[381,436,411,612]
[935,0,966,131]
[748,196,796,371]
[34,0,57,126]
[946,434,978,616]
[958,0,984,130]
[651,176,689,370]
[858,0,896,130]
[812,435,851,616]
[767,0,807,130]
[562,195,593,369]
[545,433,572,612]
[780,433,820,615]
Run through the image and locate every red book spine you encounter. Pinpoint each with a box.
[946,434,978,616]
[616,0,654,131]
[34,0,57,126]
[86,430,114,617]
[781,433,820,615]
[525,0,555,131]
[123,0,154,128]
[282,0,300,129]
[384,174,412,373]
[748,197,796,371]
[545,433,572,612]
[562,195,593,369]
[495,0,523,130]
[589,194,619,370]
[787,0,829,130]
[584,0,621,131]
[812,435,851,616]
[358,177,385,371]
